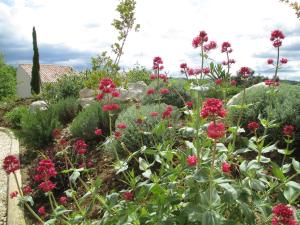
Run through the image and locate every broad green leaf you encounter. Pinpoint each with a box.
[271,162,286,181]
[261,143,277,154]
[282,164,291,174]
[114,160,128,174]
[142,169,152,179]
[292,158,300,174]
[284,181,300,204]
[69,170,80,186]
[139,157,149,171]
[44,219,56,225]
[218,183,237,199]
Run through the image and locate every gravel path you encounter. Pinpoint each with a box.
[0,131,11,225]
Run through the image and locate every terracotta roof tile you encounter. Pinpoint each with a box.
[19,64,74,83]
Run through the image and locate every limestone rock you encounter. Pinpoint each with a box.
[29,100,48,111]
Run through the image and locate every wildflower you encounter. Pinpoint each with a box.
[223,59,236,65]
[222,162,231,173]
[38,206,46,216]
[207,122,225,139]
[23,185,33,195]
[221,42,232,53]
[186,101,193,108]
[270,30,285,47]
[272,203,298,225]
[34,159,57,181]
[123,191,134,201]
[38,180,56,192]
[162,105,173,119]
[153,56,163,70]
[248,121,259,132]
[200,98,227,119]
[10,191,18,199]
[111,91,120,98]
[3,155,20,174]
[192,36,202,48]
[187,155,198,166]
[147,88,155,95]
[160,88,170,95]
[102,103,120,112]
[150,74,158,80]
[192,31,208,48]
[150,111,159,117]
[239,67,252,78]
[231,80,237,86]
[96,93,104,101]
[215,79,222,85]
[283,125,295,137]
[280,58,288,64]
[114,131,122,139]
[52,128,61,139]
[87,159,94,168]
[59,196,67,205]
[267,58,274,64]
[95,128,103,136]
[59,139,68,147]
[204,41,217,52]
[202,67,210,75]
[117,123,127,129]
[99,78,116,93]
[74,139,88,155]
[159,74,168,82]
[180,63,187,69]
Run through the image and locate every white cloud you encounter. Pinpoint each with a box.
[1,0,300,79]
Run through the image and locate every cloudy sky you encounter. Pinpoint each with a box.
[1,0,300,80]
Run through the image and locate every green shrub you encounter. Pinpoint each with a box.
[107,103,180,154]
[0,54,16,100]
[19,107,61,149]
[141,80,192,108]
[125,65,151,85]
[84,70,122,89]
[228,83,300,150]
[51,97,81,125]
[42,74,85,102]
[4,106,29,128]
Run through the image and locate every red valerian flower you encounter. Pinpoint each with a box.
[283,125,295,137]
[204,41,217,52]
[248,121,259,132]
[123,191,134,201]
[150,111,159,117]
[162,105,173,119]
[215,79,222,85]
[272,204,298,225]
[117,123,127,129]
[267,58,274,64]
[74,139,88,155]
[200,98,227,119]
[159,74,168,82]
[222,162,231,173]
[87,159,94,168]
[186,101,193,108]
[10,191,18,199]
[231,80,237,86]
[35,159,57,181]
[202,67,210,75]
[95,128,103,136]
[150,74,158,80]
[153,56,163,70]
[222,59,236,65]
[99,78,116,92]
[160,88,170,95]
[111,91,120,98]
[180,63,187,69]
[192,31,208,48]
[38,180,56,192]
[270,30,285,48]
[102,103,120,112]
[147,88,155,95]
[280,58,288,64]
[114,131,122,139]
[38,206,46,216]
[239,67,252,78]
[52,128,61,139]
[3,155,20,174]
[187,155,198,166]
[23,185,33,195]
[59,196,67,205]
[59,139,68,147]
[96,93,104,101]
[207,122,226,139]
[221,42,232,53]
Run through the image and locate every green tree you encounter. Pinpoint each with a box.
[31,26,41,94]
[0,53,16,100]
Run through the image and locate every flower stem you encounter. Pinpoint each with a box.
[273,46,280,80]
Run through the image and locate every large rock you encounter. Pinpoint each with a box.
[79,88,96,98]
[79,97,95,108]
[29,100,48,112]
[127,81,147,99]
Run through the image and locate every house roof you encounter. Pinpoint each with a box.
[19,64,75,83]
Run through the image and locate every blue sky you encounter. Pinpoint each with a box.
[0,0,300,80]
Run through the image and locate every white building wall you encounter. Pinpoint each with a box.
[16,66,32,98]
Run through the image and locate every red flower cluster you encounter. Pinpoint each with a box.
[270,30,285,48]
[268,58,274,64]
[35,159,57,193]
[95,128,103,136]
[186,101,193,108]
[202,67,210,75]
[283,125,295,137]
[150,74,168,82]
[180,63,187,69]
[153,56,163,70]
[222,59,235,66]
[200,98,227,119]
[74,139,88,155]
[272,204,298,225]
[123,191,134,201]
[264,80,280,87]
[207,122,225,139]
[23,185,33,195]
[239,67,252,78]
[38,206,46,216]
[221,42,232,53]
[222,162,231,173]
[10,191,18,199]
[192,31,208,48]
[3,155,20,174]
[102,103,120,112]
[160,88,170,95]
[280,58,288,64]
[215,79,222,85]
[162,105,173,119]
[59,196,68,205]
[187,155,198,167]
[204,41,217,52]
[52,128,61,139]
[231,80,237,86]
[150,111,159,117]
[247,121,259,132]
[117,122,127,129]
[147,88,155,95]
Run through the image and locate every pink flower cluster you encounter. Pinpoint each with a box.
[74,139,88,155]
[3,155,20,174]
[192,31,208,48]
[200,98,227,119]
[150,74,168,82]
[96,78,120,112]
[35,159,57,193]
[283,125,295,137]
[238,67,252,79]
[187,155,197,167]
[204,41,217,52]
[162,105,173,119]
[272,204,298,225]
[153,56,164,70]
[247,121,259,132]
[221,42,232,53]
[264,80,280,87]
[207,122,226,139]
[270,30,285,48]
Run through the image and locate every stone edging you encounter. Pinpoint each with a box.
[0,128,26,225]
